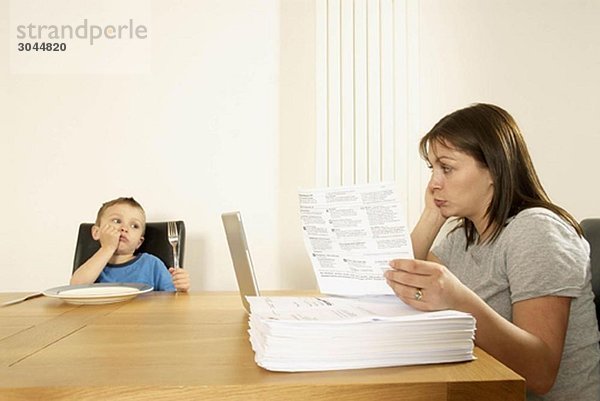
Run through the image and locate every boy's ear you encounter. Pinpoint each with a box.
[91,225,100,241]
[136,236,144,250]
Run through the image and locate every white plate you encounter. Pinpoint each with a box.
[43,283,153,305]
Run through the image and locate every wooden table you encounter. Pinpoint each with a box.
[0,292,525,401]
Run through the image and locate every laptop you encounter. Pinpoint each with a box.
[221,211,261,313]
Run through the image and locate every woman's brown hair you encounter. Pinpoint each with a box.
[419,103,581,247]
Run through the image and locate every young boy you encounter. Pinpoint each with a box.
[70,197,190,292]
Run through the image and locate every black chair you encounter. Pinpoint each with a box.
[581,218,600,325]
[73,221,186,272]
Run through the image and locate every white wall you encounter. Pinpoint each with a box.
[2,0,599,292]
[0,0,284,291]
[277,0,317,290]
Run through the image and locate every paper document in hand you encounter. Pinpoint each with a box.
[298,183,413,296]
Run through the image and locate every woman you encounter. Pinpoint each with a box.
[385,103,600,400]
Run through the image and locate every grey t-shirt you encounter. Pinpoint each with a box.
[433,208,600,401]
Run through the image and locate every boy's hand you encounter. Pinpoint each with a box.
[97,223,120,253]
[169,267,190,292]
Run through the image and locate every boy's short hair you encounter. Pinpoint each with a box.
[95,197,146,229]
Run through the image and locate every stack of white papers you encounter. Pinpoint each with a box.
[248,296,476,372]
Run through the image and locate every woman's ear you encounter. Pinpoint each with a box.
[91,225,100,241]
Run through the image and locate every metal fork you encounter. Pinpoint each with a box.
[167,221,180,268]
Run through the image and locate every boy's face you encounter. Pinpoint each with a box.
[93,203,145,256]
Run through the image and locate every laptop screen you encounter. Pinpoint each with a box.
[221,211,260,313]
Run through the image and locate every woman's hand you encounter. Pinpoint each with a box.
[422,179,447,224]
[410,182,448,260]
[170,267,191,292]
[384,258,470,311]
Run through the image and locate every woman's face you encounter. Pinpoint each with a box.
[427,140,494,230]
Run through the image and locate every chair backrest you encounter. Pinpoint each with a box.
[581,218,600,325]
[73,221,186,272]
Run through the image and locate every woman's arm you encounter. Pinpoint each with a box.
[411,210,447,260]
[410,183,447,260]
[385,257,569,395]
[471,293,569,395]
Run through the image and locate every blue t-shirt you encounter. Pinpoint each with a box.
[96,253,175,292]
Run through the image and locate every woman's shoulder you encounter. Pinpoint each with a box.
[505,207,579,239]
[511,207,568,225]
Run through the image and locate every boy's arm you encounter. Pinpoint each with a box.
[70,247,115,285]
[70,225,119,285]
